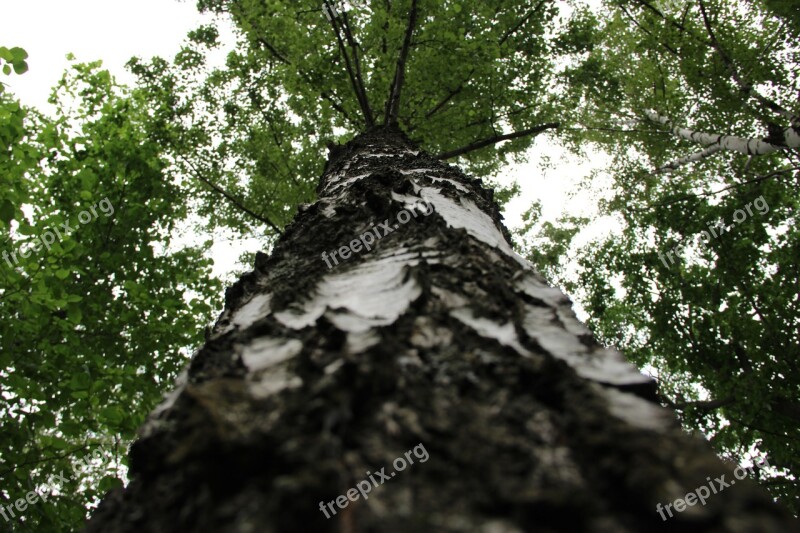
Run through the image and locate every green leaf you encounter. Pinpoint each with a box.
[99,405,124,425]
[69,373,91,391]
[17,223,36,235]
[67,303,83,323]
[98,475,123,494]
[9,47,28,61]
[12,61,28,75]
[0,199,14,223]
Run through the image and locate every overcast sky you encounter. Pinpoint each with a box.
[1,0,218,108]
[0,0,609,281]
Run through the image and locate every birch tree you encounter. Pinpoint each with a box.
[78,0,797,530]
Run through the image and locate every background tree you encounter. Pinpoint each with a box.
[519,0,800,513]
[0,57,221,530]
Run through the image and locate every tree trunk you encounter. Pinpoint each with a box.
[85,127,795,532]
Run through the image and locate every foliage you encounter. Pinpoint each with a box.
[0,46,28,85]
[519,0,800,513]
[3,0,800,526]
[155,0,571,179]
[0,57,222,530]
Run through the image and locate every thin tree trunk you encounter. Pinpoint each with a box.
[646,110,800,154]
[85,126,795,532]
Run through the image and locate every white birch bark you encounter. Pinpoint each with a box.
[657,144,724,173]
[646,110,800,156]
[85,128,795,533]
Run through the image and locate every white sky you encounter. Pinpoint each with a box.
[0,0,608,282]
[1,0,217,107]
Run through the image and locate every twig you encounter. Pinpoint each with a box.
[663,395,734,411]
[640,167,797,209]
[424,69,474,119]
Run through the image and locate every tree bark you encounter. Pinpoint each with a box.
[85,126,795,532]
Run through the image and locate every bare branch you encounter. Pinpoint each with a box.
[325,1,375,128]
[385,0,418,126]
[341,11,375,125]
[181,156,284,236]
[437,122,559,160]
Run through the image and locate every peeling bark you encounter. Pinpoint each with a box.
[85,127,796,532]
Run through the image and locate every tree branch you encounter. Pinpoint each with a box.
[697,0,797,125]
[640,167,798,210]
[498,0,547,46]
[255,37,290,65]
[180,155,284,236]
[340,11,375,125]
[663,395,735,411]
[565,126,669,134]
[424,69,473,119]
[656,144,723,173]
[325,1,375,128]
[0,444,92,479]
[618,4,679,56]
[320,90,356,125]
[253,35,357,128]
[645,110,798,154]
[437,122,559,160]
[631,0,695,35]
[384,0,418,126]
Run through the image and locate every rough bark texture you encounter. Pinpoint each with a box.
[85,127,796,532]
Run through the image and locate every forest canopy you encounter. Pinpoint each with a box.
[0,0,797,529]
